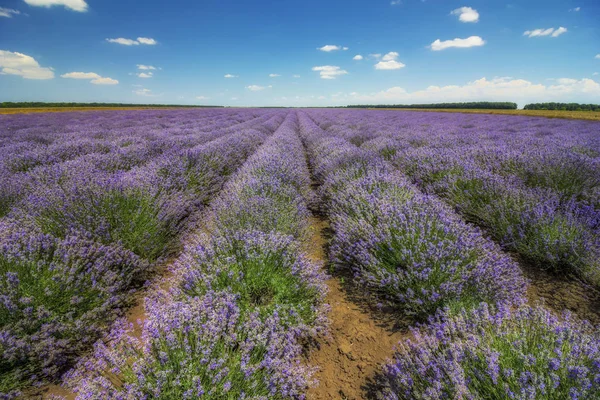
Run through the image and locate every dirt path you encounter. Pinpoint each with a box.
[304,218,408,400]
[522,261,600,325]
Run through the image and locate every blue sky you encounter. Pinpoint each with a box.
[0,0,599,107]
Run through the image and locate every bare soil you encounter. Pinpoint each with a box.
[304,218,409,400]
[522,261,600,325]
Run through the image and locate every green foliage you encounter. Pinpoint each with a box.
[34,188,177,261]
[0,102,220,108]
[348,102,519,110]
[524,102,600,111]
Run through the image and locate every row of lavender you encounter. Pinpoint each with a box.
[0,109,285,396]
[320,109,600,284]
[65,111,328,399]
[302,110,600,399]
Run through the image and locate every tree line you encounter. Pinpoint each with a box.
[0,102,220,109]
[347,102,518,110]
[523,103,600,111]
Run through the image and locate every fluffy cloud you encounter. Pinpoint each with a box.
[293,74,301,78]
[0,50,54,79]
[137,65,156,70]
[106,37,157,46]
[61,71,118,85]
[523,27,567,38]
[374,52,406,70]
[430,36,485,51]
[390,0,401,5]
[569,7,580,11]
[595,54,600,60]
[246,85,267,91]
[0,7,20,17]
[318,45,347,52]
[60,72,100,79]
[353,55,364,60]
[269,73,280,77]
[23,0,87,12]
[312,65,348,79]
[137,72,153,78]
[345,77,600,105]
[224,74,238,78]
[137,37,157,45]
[451,7,479,23]
[90,77,118,85]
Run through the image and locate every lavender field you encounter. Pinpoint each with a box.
[1,109,599,399]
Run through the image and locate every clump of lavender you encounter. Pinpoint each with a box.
[365,138,600,285]
[180,230,328,331]
[297,112,526,318]
[0,220,147,394]
[381,303,600,400]
[68,291,315,400]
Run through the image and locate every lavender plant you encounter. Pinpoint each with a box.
[298,111,526,317]
[381,303,600,400]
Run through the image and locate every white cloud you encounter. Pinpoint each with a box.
[353,54,364,60]
[269,73,281,77]
[369,53,382,59]
[569,7,580,11]
[23,0,87,12]
[318,45,344,52]
[312,65,348,79]
[390,0,401,5]
[137,64,156,70]
[293,74,301,78]
[0,7,20,17]
[0,50,54,79]
[61,71,118,85]
[596,54,600,59]
[375,52,406,70]
[224,73,238,78]
[593,72,599,76]
[430,36,485,51]
[61,72,100,79]
[91,77,118,85]
[106,37,157,46]
[137,72,153,78]
[196,96,209,100]
[343,47,349,51]
[246,85,266,91]
[523,27,567,38]
[137,37,157,45]
[346,77,600,105]
[451,7,479,23]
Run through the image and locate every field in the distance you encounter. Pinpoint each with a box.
[3,106,600,121]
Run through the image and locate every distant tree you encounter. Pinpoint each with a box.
[347,102,518,110]
[523,103,600,111]
[0,102,221,109]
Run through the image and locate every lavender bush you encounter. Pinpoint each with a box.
[298,111,526,317]
[381,303,600,399]
[68,292,314,400]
